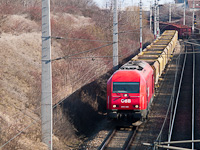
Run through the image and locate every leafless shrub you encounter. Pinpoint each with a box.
[0,15,40,34]
[0,3,24,14]
[51,0,97,15]
[25,5,41,21]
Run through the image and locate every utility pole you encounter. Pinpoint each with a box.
[169,3,171,23]
[150,1,152,32]
[41,0,52,149]
[157,0,160,38]
[192,0,195,34]
[140,0,143,52]
[154,0,157,39]
[113,0,118,70]
[183,0,186,25]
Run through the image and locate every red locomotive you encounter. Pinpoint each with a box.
[107,30,178,121]
[107,61,154,120]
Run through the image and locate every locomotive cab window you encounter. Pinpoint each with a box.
[113,82,139,93]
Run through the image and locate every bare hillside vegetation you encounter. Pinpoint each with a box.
[0,0,154,149]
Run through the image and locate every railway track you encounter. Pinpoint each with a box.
[167,39,200,149]
[98,123,141,150]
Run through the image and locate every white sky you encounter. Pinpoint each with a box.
[93,0,176,8]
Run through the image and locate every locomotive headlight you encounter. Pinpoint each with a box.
[124,94,128,97]
[135,105,139,108]
[113,105,117,108]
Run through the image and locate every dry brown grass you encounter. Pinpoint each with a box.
[0,14,72,149]
[0,15,40,34]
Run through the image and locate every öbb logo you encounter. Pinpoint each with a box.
[121,99,131,103]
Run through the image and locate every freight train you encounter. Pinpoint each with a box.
[160,22,191,38]
[107,30,178,120]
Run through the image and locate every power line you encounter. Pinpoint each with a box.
[118,25,150,34]
[63,55,121,59]
[1,106,41,131]
[0,120,38,149]
[0,98,41,126]
[51,42,114,61]
[52,26,150,42]
[51,26,151,61]
[51,36,113,43]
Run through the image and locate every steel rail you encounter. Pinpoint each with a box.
[98,126,138,150]
[184,41,200,47]
[97,129,116,150]
[168,48,182,142]
[123,126,137,150]
[181,51,200,54]
[168,44,188,144]
[192,45,195,150]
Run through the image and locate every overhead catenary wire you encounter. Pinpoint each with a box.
[60,56,121,59]
[51,42,114,61]
[51,36,113,43]
[0,96,42,130]
[0,100,43,148]
[51,26,152,62]
[52,24,150,43]
[0,119,38,149]
[118,25,150,34]
[1,106,41,131]
[71,64,103,87]
[1,103,54,149]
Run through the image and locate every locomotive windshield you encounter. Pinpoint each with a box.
[113,82,139,93]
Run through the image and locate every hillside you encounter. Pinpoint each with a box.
[0,12,96,149]
[0,15,46,149]
[0,1,154,149]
